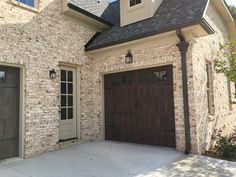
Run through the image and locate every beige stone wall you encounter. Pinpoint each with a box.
[191,2,236,153]
[0,0,98,158]
[1,0,234,159]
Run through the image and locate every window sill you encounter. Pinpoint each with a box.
[9,0,39,13]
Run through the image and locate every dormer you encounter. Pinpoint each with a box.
[120,0,163,27]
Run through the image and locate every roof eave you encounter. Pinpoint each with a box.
[200,18,215,34]
[67,3,113,27]
[85,19,215,52]
[210,0,236,39]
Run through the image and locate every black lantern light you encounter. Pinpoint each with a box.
[125,49,133,64]
[49,69,57,79]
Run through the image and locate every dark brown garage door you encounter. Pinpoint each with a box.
[104,65,175,147]
[0,66,20,160]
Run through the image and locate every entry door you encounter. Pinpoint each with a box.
[59,66,77,140]
[104,65,176,147]
[0,66,20,160]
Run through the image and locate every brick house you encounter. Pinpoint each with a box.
[0,0,235,160]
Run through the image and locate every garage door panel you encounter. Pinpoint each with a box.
[105,65,175,147]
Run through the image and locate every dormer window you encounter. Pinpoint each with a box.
[130,0,142,7]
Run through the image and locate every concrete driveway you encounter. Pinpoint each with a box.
[0,141,236,177]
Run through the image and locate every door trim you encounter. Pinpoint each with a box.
[59,65,78,140]
[19,66,25,159]
[0,63,25,159]
[59,64,81,139]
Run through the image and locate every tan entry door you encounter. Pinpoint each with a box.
[59,66,77,140]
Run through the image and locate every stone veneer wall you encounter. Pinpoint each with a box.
[1,0,235,158]
[0,0,99,158]
[92,44,198,153]
[190,2,236,153]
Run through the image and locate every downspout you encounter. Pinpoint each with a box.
[176,29,191,154]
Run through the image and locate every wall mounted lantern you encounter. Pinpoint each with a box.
[125,49,133,64]
[49,69,57,79]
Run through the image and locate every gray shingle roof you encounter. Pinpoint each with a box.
[69,0,109,19]
[82,0,209,51]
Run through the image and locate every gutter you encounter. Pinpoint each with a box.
[67,3,113,27]
[176,29,191,154]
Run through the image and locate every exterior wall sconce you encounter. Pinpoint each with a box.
[125,49,133,64]
[49,69,57,79]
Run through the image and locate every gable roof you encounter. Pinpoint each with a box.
[69,0,122,24]
[84,0,214,51]
[69,0,109,18]
[68,0,113,27]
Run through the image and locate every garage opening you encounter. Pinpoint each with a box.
[0,65,20,160]
[104,65,176,147]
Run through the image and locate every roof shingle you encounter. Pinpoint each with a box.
[78,0,209,51]
[69,0,109,19]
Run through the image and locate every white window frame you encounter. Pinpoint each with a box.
[129,0,143,8]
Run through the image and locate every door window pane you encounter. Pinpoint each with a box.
[61,70,66,81]
[112,75,133,86]
[68,96,73,106]
[68,83,73,94]
[61,96,66,107]
[139,70,168,82]
[138,72,156,82]
[61,108,67,120]
[68,108,73,119]
[68,71,73,82]
[154,71,168,81]
[61,83,66,94]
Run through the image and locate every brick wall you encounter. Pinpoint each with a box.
[191,2,236,153]
[0,0,235,158]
